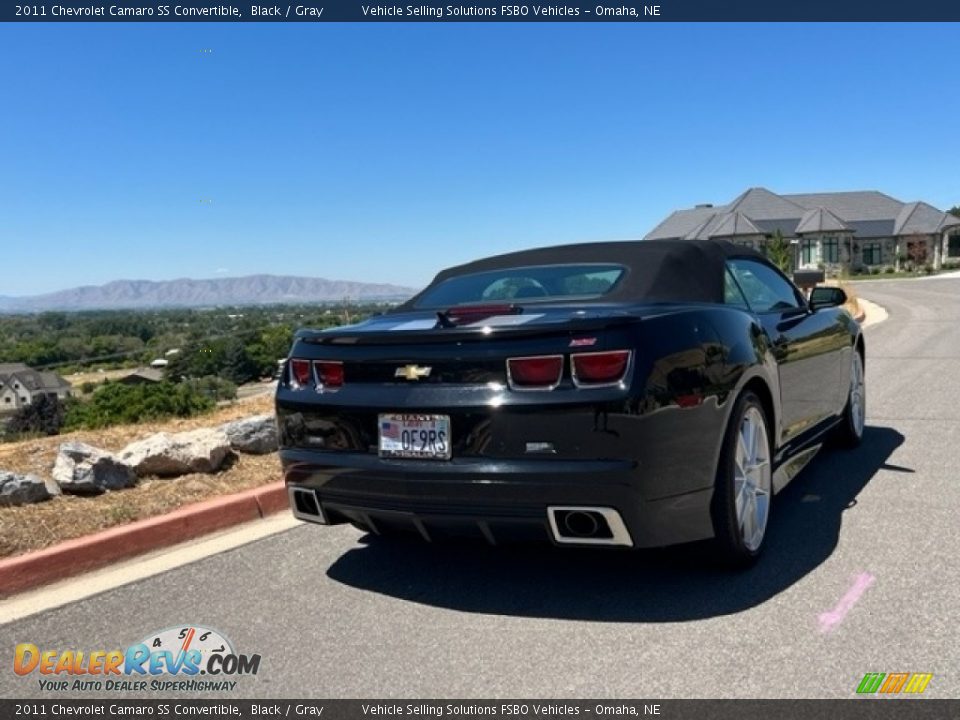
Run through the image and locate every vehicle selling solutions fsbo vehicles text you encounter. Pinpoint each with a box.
[360,5,584,18]
[357,705,660,716]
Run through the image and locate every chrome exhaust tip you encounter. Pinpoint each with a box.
[547,506,633,547]
[562,510,600,537]
[288,486,328,524]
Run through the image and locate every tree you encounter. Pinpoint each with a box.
[949,206,959,218]
[247,324,294,378]
[765,229,793,273]
[221,338,258,385]
[5,394,67,438]
[166,336,257,385]
[186,376,237,402]
[906,234,929,269]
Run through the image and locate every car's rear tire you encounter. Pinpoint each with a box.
[710,391,773,567]
[836,349,865,448]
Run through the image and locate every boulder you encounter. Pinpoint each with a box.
[52,442,136,495]
[220,415,278,455]
[0,471,57,506]
[120,428,233,478]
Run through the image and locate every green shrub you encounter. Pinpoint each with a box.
[883,266,895,274]
[186,375,238,402]
[64,381,215,431]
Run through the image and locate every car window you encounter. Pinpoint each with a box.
[727,259,801,313]
[723,268,750,309]
[414,264,625,308]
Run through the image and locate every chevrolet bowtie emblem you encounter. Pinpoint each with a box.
[395,365,432,381]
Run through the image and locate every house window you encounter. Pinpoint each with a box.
[801,239,816,265]
[3,397,10,404]
[862,242,883,266]
[20,396,27,403]
[822,237,840,263]
[949,236,960,258]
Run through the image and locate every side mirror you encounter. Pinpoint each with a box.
[809,286,847,310]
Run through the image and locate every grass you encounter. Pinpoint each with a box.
[0,394,278,560]
[847,266,960,281]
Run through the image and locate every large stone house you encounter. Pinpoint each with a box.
[0,363,72,415]
[644,188,960,272]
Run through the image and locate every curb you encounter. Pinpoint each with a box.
[0,481,288,599]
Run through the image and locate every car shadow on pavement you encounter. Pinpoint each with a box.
[326,425,906,622]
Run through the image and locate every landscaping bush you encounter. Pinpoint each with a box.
[64,381,215,431]
[883,266,895,274]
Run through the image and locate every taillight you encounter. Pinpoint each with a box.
[571,350,631,387]
[506,355,563,390]
[289,358,312,387]
[313,360,344,389]
[288,359,344,390]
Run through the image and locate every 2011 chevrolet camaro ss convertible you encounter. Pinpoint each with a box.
[276,239,865,564]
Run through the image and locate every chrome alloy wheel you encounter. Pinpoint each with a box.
[850,351,865,438]
[734,406,771,552]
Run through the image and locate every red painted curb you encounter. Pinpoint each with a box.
[254,483,290,515]
[0,481,288,599]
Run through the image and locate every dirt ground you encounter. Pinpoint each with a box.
[0,394,280,560]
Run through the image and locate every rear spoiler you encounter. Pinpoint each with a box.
[297,312,639,346]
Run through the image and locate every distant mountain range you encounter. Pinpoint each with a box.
[0,275,419,312]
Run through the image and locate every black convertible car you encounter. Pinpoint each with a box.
[276,239,865,564]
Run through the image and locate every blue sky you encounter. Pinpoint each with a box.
[1,23,957,296]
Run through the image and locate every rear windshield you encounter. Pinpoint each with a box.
[413,264,626,308]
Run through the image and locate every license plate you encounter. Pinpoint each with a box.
[378,413,451,460]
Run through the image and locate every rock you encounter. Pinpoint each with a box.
[52,442,136,495]
[120,428,233,478]
[220,415,278,455]
[0,471,56,506]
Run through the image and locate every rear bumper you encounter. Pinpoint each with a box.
[280,448,716,549]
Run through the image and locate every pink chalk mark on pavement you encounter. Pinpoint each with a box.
[818,572,875,634]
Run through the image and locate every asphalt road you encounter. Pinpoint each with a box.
[3,277,959,700]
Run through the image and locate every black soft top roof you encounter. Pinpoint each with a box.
[401,239,770,307]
